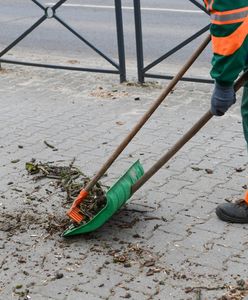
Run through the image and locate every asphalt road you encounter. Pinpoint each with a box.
[0,0,212,72]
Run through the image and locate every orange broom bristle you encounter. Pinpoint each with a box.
[67,207,84,223]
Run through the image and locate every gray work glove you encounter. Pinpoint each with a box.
[211,82,236,116]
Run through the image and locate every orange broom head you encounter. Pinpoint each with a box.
[67,206,84,223]
[66,189,88,223]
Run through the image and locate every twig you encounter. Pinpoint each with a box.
[39,165,50,175]
[44,140,56,149]
[185,285,227,293]
[41,254,47,269]
[0,256,7,269]
[26,160,107,222]
[69,157,76,169]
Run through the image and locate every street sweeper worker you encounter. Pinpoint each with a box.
[204,0,248,223]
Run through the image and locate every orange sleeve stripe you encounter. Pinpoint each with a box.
[211,6,248,16]
[210,7,248,24]
[211,17,246,25]
[212,17,248,56]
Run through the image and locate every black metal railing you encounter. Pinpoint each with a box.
[133,0,213,84]
[0,0,126,82]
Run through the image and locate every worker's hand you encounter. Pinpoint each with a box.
[211,83,236,116]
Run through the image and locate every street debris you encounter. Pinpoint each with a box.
[190,166,214,174]
[107,243,165,276]
[124,81,162,89]
[185,279,248,300]
[90,86,128,100]
[1,159,108,238]
[235,167,246,173]
[11,159,20,164]
[116,121,125,126]
[12,286,30,300]
[191,166,202,171]
[43,140,57,150]
[205,168,213,174]
[25,159,107,224]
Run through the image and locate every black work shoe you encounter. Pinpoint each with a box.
[216,199,248,223]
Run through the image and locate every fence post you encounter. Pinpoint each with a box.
[133,0,144,83]
[115,0,126,82]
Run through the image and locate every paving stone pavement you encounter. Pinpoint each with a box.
[0,63,248,300]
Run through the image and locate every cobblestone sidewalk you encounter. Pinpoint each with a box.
[0,64,248,300]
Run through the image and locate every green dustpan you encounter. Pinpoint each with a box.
[63,160,144,237]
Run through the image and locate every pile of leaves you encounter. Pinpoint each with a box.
[25,159,107,224]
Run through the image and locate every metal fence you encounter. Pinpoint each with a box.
[133,0,213,84]
[0,0,126,82]
[0,1,213,84]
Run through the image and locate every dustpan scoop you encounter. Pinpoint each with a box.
[63,160,144,236]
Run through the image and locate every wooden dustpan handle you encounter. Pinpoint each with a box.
[131,70,248,194]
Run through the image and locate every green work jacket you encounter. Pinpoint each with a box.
[203,0,248,85]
